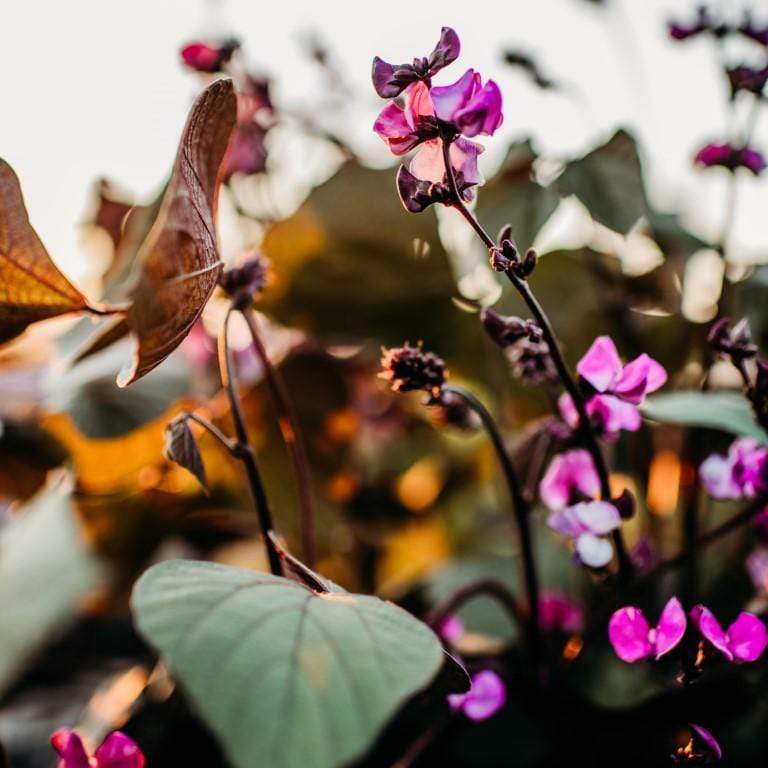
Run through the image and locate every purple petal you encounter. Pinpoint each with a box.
[653,597,687,659]
[372,57,417,98]
[547,507,586,538]
[589,395,642,435]
[575,533,613,568]
[690,605,733,661]
[690,724,723,761]
[608,606,654,662]
[700,453,742,500]
[431,68,480,123]
[373,102,420,156]
[539,449,600,511]
[450,137,484,186]
[454,79,504,138]
[50,730,91,768]
[460,670,506,721]
[614,353,667,404]
[695,143,733,168]
[572,500,621,535]
[428,27,461,74]
[577,336,622,393]
[439,615,465,644]
[726,612,768,662]
[94,732,145,768]
[740,147,767,175]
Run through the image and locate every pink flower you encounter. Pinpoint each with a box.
[608,597,687,663]
[699,438,768,500]
[430,69,503,138]
[51,730,144,768]
[747,548,768,592]
[538,592,584,634]
[690,605,768,662]
[577,336,667,405]
[539,449,600,511]
[547,500,620,568]
[373,81,439,156]
[438,614,465,644]
[372,27,460,99]
[695,143,767,175]
[180,39,240,73]
[558,392,642,440]
[448,669,506,721]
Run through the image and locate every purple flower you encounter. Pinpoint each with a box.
[547,500,621,568]
[747,548,768,592]
[431,69,503,138]
[695,143,767,175]
[539,449,600,511]
[373,81,439,156]
[577,336,667,405]
[558,392,642,440]
[448,669,506,721]
[538,592,585,634]
[690,605,768,662]
[51,730,144,768]
[180,39,240,73]
[699,437,768,500]
[438,614,465,644]
[372,27,460,98]
[608,597,687,663]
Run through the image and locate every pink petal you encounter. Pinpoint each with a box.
[575,533,613,568]
[431,68,480,123]
[558,393,579,428]
[438,615,465,644]
[614,354,667,404]
[653,597,687,659]
[690,605,733,661]
[590,395,642,434]
[460,670,506,721]
[547,508,586,538]
[409,140,445,184]
[539,449,600,511]
[699,453,742,500]
[373,102,419,155]
[572,500,621,535]
[450,137,484,186]
[50,730,90,768]
[577,336,622,393]
[94,732,145,768]
[608,606,654,662]
[404,81,435,128]
[726,612,768,662]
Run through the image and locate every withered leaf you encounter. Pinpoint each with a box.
[164,416,208,492]
[118,79,237,386]
[0,159,91,343]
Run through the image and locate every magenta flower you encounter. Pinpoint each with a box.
[180,39,240,73]
[438,614,465,644]
[608,597,687,663]
[430,69,503,138]
[695,143,767,175]
[51,730,144,768]
[576,336,667,405]
[690,605,768,662]
[373,81,439,156]
[538,592,584,634]
[699,437,768,500]
[372,27,460,98]
[448,669,506,721]
[558,391,642,440]
[547,500,620,568]
[539,449,600,511]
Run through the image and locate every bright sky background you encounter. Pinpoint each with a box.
[0,0,765,287]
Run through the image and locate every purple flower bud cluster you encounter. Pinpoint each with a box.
[695,142,767,175]
[668,6,768,46]
[219,252,271,308]
[489,225,538,279]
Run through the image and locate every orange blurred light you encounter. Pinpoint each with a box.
[646,450,681,517]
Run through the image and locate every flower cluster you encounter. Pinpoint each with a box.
[694,142,767,175]
[51,729,144,768]
[608,597,768,664]
[372,28,503,212]
[559,336,666,441]
[700,437,768,500]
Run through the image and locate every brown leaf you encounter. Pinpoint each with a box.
[118,79,237,386]
[0,159,91,343]
[164,416,208,492]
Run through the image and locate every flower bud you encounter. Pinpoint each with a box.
[612,488,635,520]
[380,343,446,395]
[219,253,270,308]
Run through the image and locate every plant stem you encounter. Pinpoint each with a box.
[219,305,282,575]
[240,308,317,567]
[440,139,632,581]
[443,384,540,668]
[183,411,238,453]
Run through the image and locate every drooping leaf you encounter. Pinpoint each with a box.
[164,416,208,492]
[0,159,92,343]
[131,559,445,768]
[641,390,768,443]
[118,79,237,386]
[555,129,650,233]
[0,472,104,694]
[476,139,559,252]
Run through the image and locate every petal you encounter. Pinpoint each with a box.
[454,80,504,138]
[699,453,741,500]
[373,102,419,155]
[428,27,461,73]
[438,615,465,644]
[558,392,580,428]
[575,533,613,568]
[726,612,768,662]
[94,732,145,768]
[654,597,687,659]
[608,606,654,662]
[539,449,600,511]
[589,395,642,434]
[461,670,506,721]
[689,724,723,761]
[403,81,435,128]
[690,605,732,660]
[577,336,622,393]
[572,500,621,535]
[371,57,416,99]
[409,140,445,184]
[431,69,480,123]
[547,508,586,538]
[50,730,91,768]
[449,137,484,186]
[614,354,667,404]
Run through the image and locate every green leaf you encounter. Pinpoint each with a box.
[0,473,104,694]
[131,560,445,768]
[641,390,768,443]
[556,129,649,233]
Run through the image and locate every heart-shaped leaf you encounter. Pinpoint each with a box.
[118,79,236,386]
[164,416,208,492]
[131,559,445,768]
[641,390,768,443]
[0,159,91,343]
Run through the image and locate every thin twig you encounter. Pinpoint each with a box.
[183,411,238,453]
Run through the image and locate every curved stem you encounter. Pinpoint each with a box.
[183,411,237,453]
[443,384,540,669]
[218,305,282,575]
[440,139,632,582]
[240,308,317,567]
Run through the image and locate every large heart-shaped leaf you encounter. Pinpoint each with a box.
[132,560,445,768]
[118,79,236,386]
[642,390,768,443]
[0,159,91,344]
